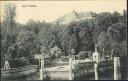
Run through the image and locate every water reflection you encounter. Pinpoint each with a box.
[1,71,114,81]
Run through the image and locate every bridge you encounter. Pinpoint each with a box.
[1,51,128,80]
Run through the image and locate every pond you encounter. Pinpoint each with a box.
[1,70,114,81]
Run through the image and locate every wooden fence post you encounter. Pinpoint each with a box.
[69,58,73,80]
[103,48,105,60]
[40,58,44,80]
[4,60,10,70]
[39,59,41,69]
[69,49,75,80]
[94,63,98,80]
[114,57,121,80]
[111,49,114,60]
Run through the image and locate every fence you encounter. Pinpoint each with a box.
[1,65,38,78]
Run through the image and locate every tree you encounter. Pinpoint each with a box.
[120,41,127,56]
[112,11,121,23]
[3,3,16,32]
[6,30,38,67]
[56,27,70,55]
[25,19,45,34]
[94,12,113,31]
[16,30,36,57]
[97,31,109,57]
[92,12,113,44]
[78,51,88,60]
[111,41,121,57]
[1,3,17,67]
[120,9,127,23]
[67,20,95,54]
[107,23,126,42]
[79,27,94,51]
[38,25,55,54]
[2,3,17,45]
[106,22,126,57]
[67,22,81,54]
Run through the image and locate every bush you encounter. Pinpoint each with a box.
[78,51,88,60]
[60,56,69,62]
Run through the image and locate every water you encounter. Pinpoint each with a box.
[1,72,40,81]
[1,71,114,81]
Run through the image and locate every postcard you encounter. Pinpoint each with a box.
[0,0,127,80]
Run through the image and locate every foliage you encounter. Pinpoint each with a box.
[25,19,45,34]
[16,30,36,56]
[97,31,109,55]
[107,23,126,42]
[78,51,88,60]
[79,27,94,51]
[3,3,16,29]
[112,11,121,23]
[1,3,18,67]
[38,24,55,53]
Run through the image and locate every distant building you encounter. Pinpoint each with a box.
[50,46,61,57]
[55,10,95,25]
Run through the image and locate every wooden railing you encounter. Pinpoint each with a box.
[1,65,38,77]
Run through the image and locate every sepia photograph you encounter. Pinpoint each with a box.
[0,0,128,80]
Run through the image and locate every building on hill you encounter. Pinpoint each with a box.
[55,10,95,25]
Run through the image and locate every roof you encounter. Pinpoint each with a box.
[51,46,61,51]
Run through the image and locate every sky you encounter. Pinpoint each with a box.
[1,0,127,24]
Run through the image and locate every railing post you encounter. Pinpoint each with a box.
[93,44,100,80]
[111,49,114,61]
[103,48,105,61]
[114,57,121,80]
[69,58,73,80]
[4,60,10,70]
[40,57,44,80]
[69,49,75,80]
[39,59,41,69]
[94,63,98,80]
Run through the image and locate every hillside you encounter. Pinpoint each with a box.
[54,10,95,25]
